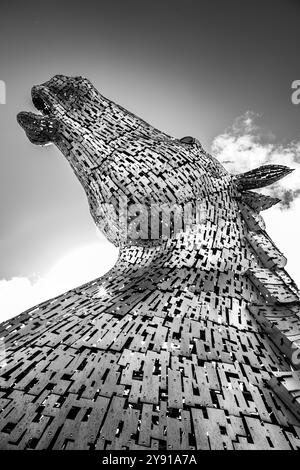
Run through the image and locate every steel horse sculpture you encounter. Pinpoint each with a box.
[0,75,300,450]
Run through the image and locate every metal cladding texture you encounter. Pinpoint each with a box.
[0,75,298,450]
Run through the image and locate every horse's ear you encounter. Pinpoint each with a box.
[234,164,294,191]
[236,191,281,211]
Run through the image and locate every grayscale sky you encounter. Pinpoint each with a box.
[0,0,299,320]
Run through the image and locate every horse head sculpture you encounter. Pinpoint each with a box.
[17,75,293,266]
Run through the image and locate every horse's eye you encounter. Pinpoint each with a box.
[180,136,195,144]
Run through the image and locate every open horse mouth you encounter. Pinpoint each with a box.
[17,86,60,145]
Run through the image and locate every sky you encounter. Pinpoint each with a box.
[0,0,299,321]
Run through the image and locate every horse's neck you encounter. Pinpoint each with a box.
[103,208,253,300]
[100,196,299,313]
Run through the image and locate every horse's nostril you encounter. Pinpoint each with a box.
[32,95,50,115]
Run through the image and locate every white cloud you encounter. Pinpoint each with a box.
[0,242,118,322]
[212,111,300,207]
[263,199,300,286]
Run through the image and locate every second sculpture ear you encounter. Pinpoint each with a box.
[234,164,294,191]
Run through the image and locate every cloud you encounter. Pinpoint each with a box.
[263,198,300,287]
[0,242,118,323]
[211,111,300,208]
